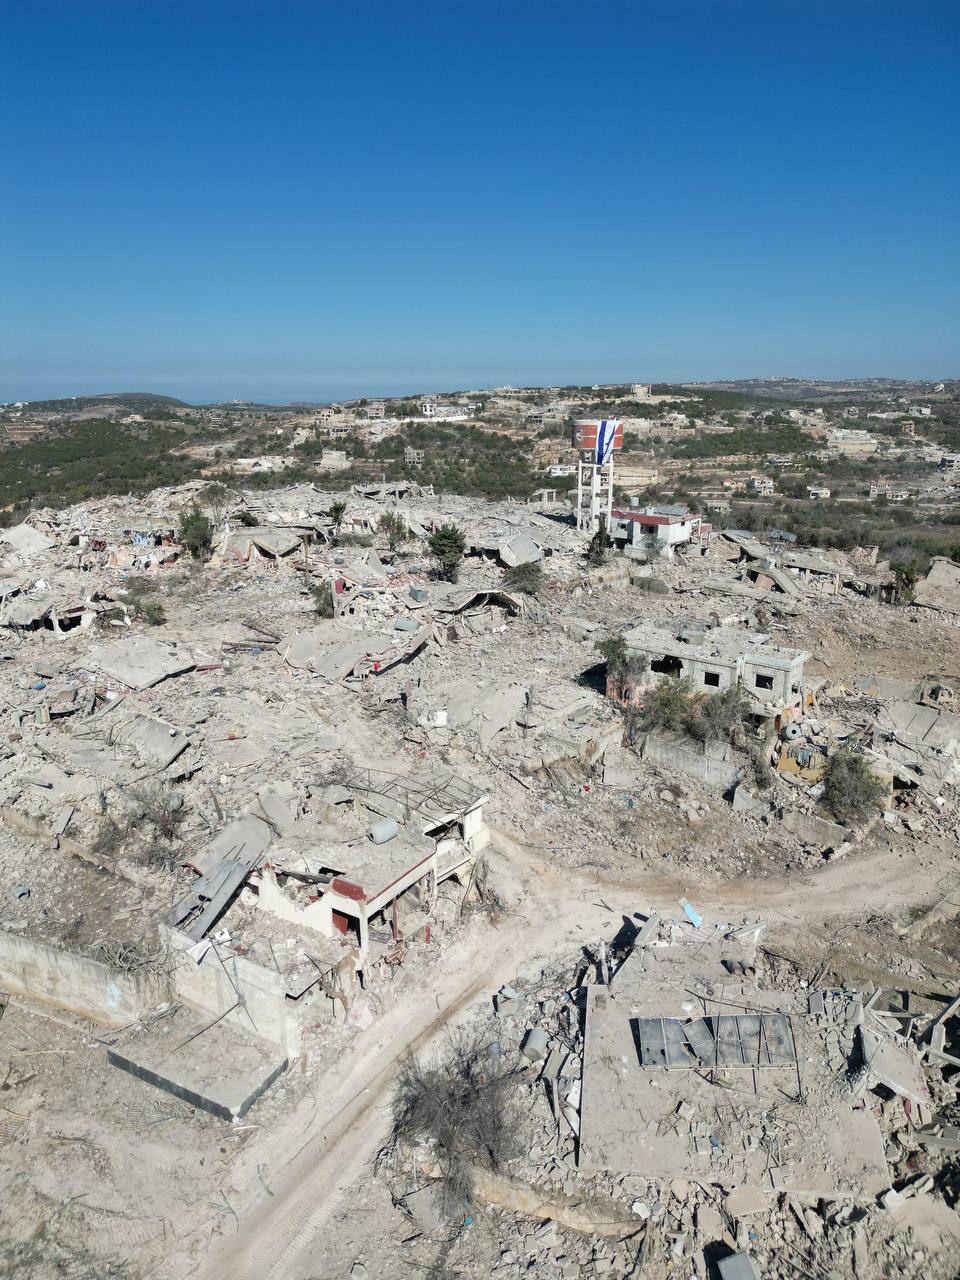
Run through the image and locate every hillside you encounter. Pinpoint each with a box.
[12,392,193,413]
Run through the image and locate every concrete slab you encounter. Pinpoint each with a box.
[717,1255,761,1280]
[580,954,889,1199]
[860,1024,930,1105]
[108,1010,288,1121]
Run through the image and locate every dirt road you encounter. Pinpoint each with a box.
[186,827,947,1280]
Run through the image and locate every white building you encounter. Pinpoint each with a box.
[318,449,350,471]
[747,476,775,494]
[826,428,879,455]
[909,406,932,416]
[609,505,706,560]
[547,463,576,478]
[420,400,468,421]
[807,486,831,499]
[788,408,824,422]
[631,384,653,399]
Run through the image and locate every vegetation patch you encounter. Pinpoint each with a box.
[392,1032,521,1219]
[822,749,886,824]
[428,523,467,582]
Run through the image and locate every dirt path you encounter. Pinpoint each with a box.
[191,898,598,1280]
[185,827,950,1280]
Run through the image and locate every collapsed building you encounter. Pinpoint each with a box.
[1,474,959,1279]
[387,905,960,1280]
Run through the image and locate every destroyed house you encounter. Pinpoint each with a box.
[252,770,489,959]
[211,529,306,564]
[608,623,808,716]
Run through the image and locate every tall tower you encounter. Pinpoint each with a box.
[573,418,623,532]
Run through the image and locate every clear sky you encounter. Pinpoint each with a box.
[1,0,958,404]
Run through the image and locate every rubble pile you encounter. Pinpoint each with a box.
[384,909,960,1280]
[0,476,958,1279]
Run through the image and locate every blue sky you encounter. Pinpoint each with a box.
[1,0,958,403]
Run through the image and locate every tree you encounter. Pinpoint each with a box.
[179,506,213,559]
[888,542,929,605]
[822,748,885,824]
[205,482,231,527]
[428,523,467,582]
[586,517,610,567]
[329,499,347,537]
[379,510,409,552]
[392,1031,520,1220]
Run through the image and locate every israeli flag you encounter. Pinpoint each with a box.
[595,418,620,466]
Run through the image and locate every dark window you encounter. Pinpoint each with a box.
[703,671,720,687]
[755,673,774,691]
[651,655,683,677]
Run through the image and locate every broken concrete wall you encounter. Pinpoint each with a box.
[640,730,741,788]
[162,925,300,1055]
[0,929,168,1025]
[779,808,850,848]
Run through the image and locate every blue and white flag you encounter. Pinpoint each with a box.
[595,418,620,466]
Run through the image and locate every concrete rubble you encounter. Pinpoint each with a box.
[0,477,958,1278]
[384,907,960,1280]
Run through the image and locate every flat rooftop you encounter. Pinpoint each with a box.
[622,624,809,668]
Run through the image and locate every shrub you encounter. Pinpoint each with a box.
[129,782,186,843]
[503,561,544,595]
[428,523,467,582]
[91,817,126,860]
[585,521,610,566]
[687,684,750,744]
[329,499,347,536]
[122,575,159,596]
[379,510,409,552]
[392,1031,520,1219]
[237,509,259,527]
[637,677,697,732]
[179,506,213,559]
[137,599,167,626]
[311,581,336,618]
[822,748,885,824]
[116,577,167,626]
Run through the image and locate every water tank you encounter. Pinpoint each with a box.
[782,723,802,742]
[368,817,400,844]
[571,419,624,456]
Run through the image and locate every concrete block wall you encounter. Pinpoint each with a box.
[641,730,741,789]
[162,925,300,1055]
[0,929,168,1025]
